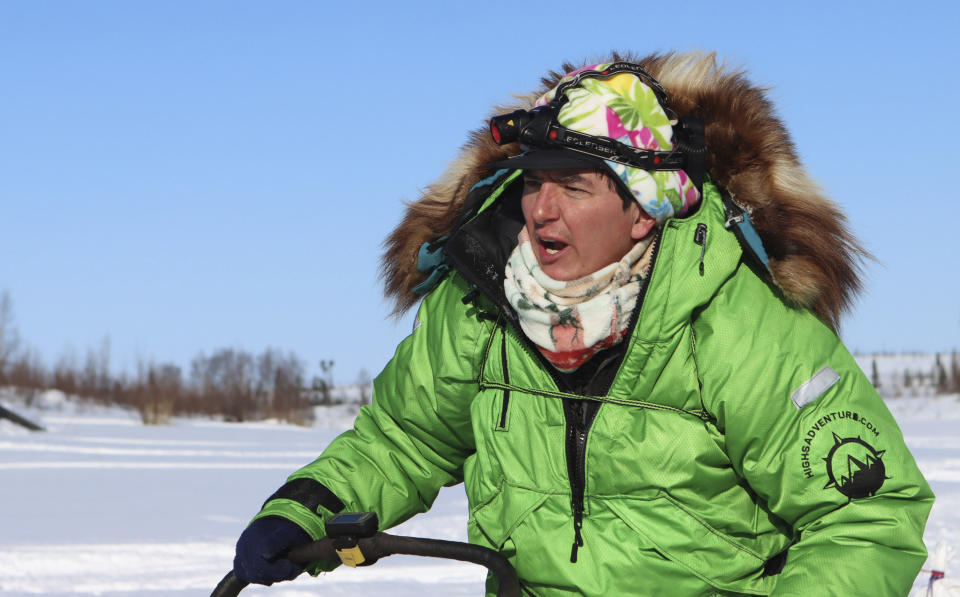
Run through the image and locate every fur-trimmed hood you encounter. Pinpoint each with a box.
[381,51,866,332]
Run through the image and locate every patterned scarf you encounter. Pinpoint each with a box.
[504,228,657,372]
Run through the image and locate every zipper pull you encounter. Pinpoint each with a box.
[694,224,707,276]
[570,509,584,563]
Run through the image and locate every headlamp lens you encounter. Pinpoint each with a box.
[490,120,502,144]
[489,109,530,146]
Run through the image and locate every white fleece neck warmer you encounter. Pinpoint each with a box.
[504,227,657,372]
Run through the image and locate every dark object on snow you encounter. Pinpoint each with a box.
[0,403,45,432]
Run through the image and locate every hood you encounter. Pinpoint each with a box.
[380,51,867,332]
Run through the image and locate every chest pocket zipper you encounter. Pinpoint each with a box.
[496,328,511,431]
[694,223,707,276]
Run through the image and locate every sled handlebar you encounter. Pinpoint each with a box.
[211,532,520,597]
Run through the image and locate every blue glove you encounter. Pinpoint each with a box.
[233,517,311,585]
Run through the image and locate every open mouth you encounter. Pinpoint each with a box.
[539,238,568,256]
[537,238,568,257]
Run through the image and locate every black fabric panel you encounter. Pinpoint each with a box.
[444,179,524,315]
[264,477,346,514]
[762,546,790,577]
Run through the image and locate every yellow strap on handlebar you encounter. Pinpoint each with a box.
[335,545,366,567]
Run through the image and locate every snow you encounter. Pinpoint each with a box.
[0,391,481,596]
[1,381,959,596]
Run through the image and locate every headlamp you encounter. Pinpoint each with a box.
[490,106,556,147]
[488,62,706,181]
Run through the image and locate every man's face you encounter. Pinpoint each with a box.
[520,169,656,281]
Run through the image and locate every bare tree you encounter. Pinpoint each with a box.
[951,351,960,394]
[131,360,182,425]
[312,359,336,406]
[935,353,949,395]
[356,368,372,405]
[191,348,257,422]
[79,337,111,400]
[52,348,79,396]
[6,348,47,404]
[258,348,312,425]
[0,291,21,383]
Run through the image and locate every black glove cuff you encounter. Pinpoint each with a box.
[263,477,346,515]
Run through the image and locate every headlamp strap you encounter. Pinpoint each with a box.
[546,125,687,171]
[552,62,672,113]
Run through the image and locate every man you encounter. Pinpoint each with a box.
[233,53,933,596]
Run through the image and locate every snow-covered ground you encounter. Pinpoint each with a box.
[1,385,959,596]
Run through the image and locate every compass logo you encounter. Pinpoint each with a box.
[823,433,888,499]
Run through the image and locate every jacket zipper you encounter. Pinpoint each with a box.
[562,234,664,564]
[567,400,591,562]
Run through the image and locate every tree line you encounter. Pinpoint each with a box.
[866,352,960,398]
[0,291,363,425]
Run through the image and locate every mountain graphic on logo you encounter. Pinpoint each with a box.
[823,433,888,499]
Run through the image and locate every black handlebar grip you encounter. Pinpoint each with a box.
[211,533,520,597]
[210,571,247,597]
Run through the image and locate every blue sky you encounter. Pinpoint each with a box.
[2,1,958,384]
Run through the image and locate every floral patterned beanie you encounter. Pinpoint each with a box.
[492,63,702,222]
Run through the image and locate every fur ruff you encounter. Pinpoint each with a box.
[380,51,867,332]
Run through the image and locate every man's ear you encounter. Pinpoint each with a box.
[630,207,657,240]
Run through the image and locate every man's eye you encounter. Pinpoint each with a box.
[565,185,585,193]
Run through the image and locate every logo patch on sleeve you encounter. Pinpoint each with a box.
[798,410,889,498]
[822,433,887,498]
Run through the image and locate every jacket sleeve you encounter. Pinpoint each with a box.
[252,273,488,564]
[693,264,933,597]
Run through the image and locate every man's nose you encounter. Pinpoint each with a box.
[531,182,560,223]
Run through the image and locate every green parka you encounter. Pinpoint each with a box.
[252,53,933,596]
